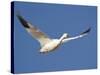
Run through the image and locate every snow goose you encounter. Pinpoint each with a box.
[16,14,91,53]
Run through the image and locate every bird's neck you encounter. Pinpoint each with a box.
[59,36,65,42]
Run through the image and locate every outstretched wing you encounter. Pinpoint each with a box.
[62,27,91,43]
[16,14,52,47]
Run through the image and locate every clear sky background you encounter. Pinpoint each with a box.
[13,1,97,74]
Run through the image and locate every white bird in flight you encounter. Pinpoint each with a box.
[17,14,91,53]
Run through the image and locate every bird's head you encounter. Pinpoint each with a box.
[62,33,69,39]
[60,33,69,41]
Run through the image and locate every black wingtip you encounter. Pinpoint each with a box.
[81,27,91,34]
[16,13,30,28]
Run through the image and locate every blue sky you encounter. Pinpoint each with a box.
[13,1,97,73]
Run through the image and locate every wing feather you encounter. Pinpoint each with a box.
[62,27,91,43]
[17,14,52,47]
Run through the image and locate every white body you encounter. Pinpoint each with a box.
[40,39,60,53]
